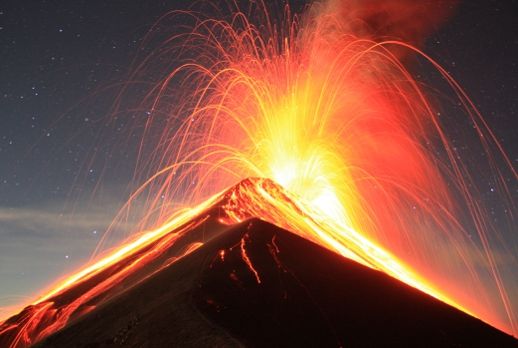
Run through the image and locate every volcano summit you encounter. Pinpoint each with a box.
[0,178,516,347]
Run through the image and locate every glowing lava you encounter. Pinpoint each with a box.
[0,178,483,347]
[1,0,517,346]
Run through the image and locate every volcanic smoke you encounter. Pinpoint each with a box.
[1,1,516,346]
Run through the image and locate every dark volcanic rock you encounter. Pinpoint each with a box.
[36,218,517,347]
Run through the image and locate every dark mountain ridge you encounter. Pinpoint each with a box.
[0,178,516,347]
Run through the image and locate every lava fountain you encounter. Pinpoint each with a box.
[1,0,516,346]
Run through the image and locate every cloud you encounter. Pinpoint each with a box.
[0,206,115,240]
[318,0,459,45]
[0,198,138,311]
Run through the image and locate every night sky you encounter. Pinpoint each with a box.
[0,0,516,317]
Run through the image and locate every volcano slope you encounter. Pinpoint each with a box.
[1,179,517,347]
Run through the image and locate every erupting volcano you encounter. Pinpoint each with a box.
[1,178,517,347]
[1,0,517,347]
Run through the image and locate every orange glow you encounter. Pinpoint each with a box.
[240,235,262,284]
[1,1,516,346]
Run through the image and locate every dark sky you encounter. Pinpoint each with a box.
[0,0,516,318]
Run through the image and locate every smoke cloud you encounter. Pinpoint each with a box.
[313,0,459,46]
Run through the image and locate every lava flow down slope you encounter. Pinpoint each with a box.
[1,178,517,347]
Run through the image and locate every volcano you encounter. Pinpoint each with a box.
[1,178,516,347]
